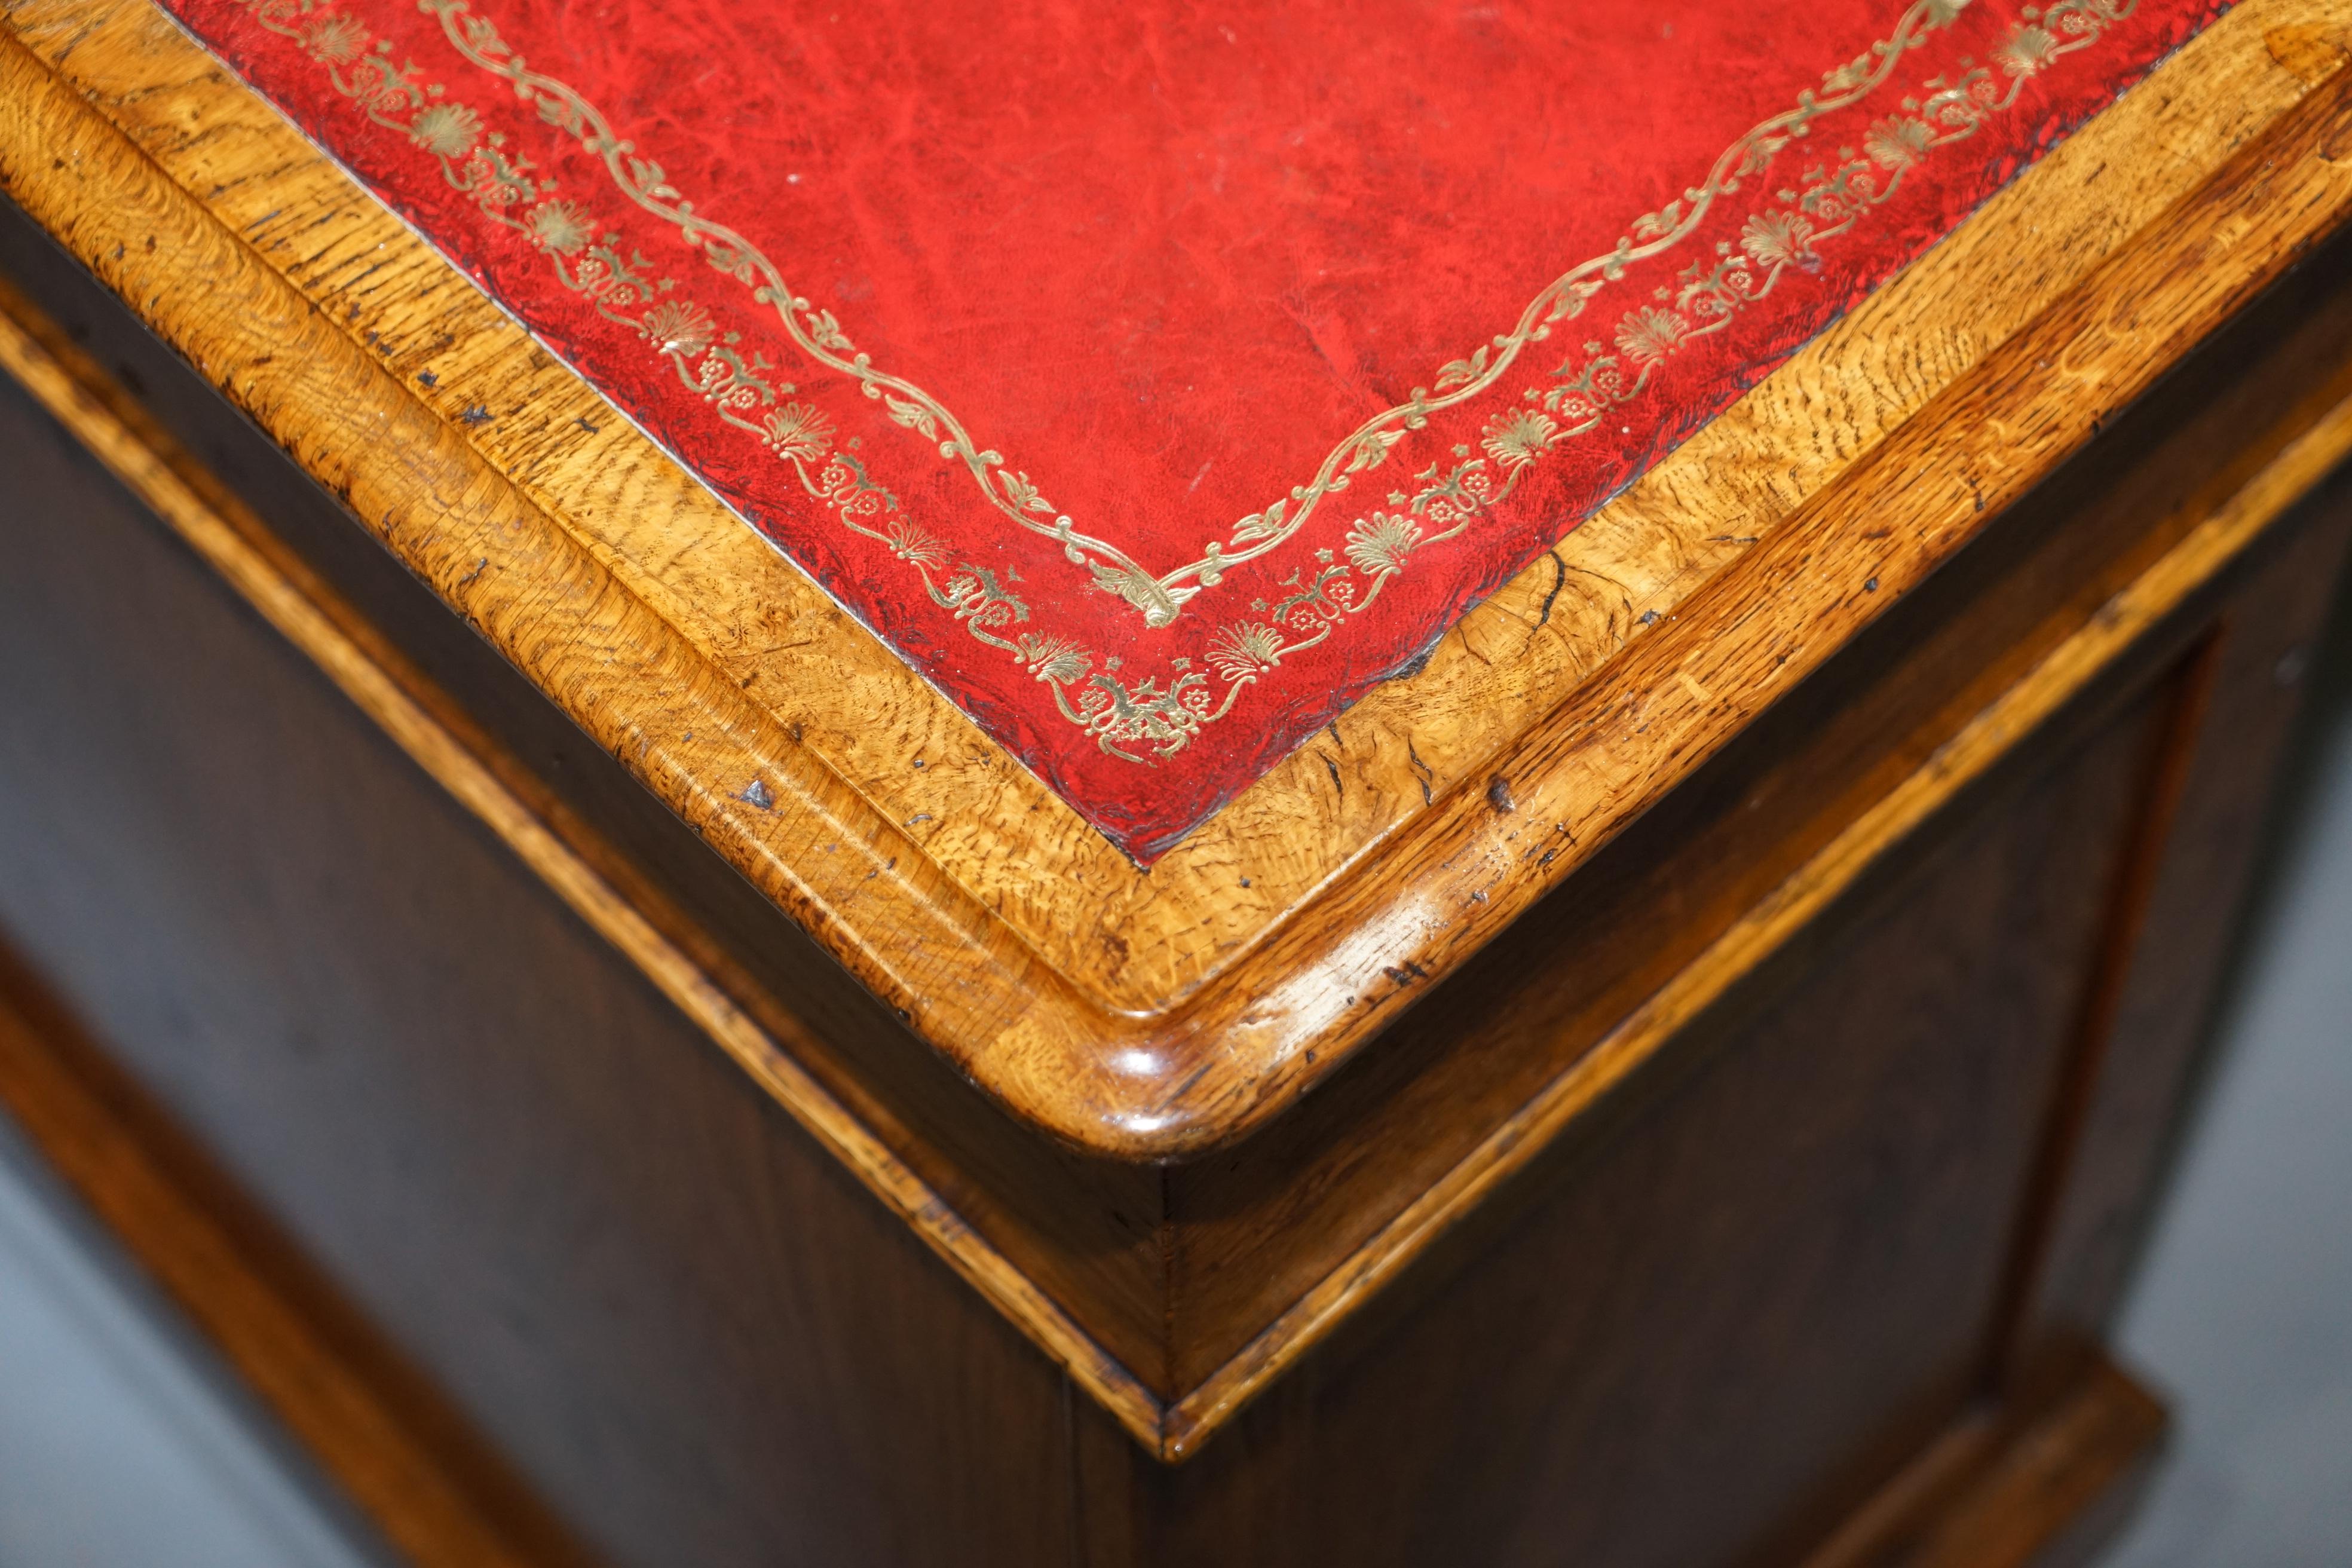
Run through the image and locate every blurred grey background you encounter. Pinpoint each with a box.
[2093,562,2352,1568]
[2,566,2349,1567]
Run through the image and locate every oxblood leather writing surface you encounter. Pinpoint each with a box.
[161,0,2224,858]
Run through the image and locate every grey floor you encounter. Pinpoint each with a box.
[1,577,2349,1568]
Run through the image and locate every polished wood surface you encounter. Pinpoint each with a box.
[7,0,2352,1462]
[6,209,2351,1554]
[0,340,1097,1564]
[5,0,2352,1557]
[0,247,1166,1442]
[1159,220,2352,1422]
[0,895,2181,1568]
[1800,1355,2168,1568]
[10,157,2352,1458]
[0,0,2345,1167]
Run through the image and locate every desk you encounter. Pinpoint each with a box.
[2,0,2351,1561]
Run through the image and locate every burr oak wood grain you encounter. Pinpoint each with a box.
[7,0,2352,1462]
[0,0,2345,1166]
[7,2,2352,1544]
[10,350,2332,1555]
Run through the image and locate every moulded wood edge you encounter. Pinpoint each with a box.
[1155,382,2352,1454]
[9,164,2351,1466]
[1796,1355,2169,1568]
[0,270,1177,1455]
[1,4,2349,1166]
[8,6,2352,1472]
[0,21,1180,1159]
[0,3,2333,1166]
[13,65,2352,1452]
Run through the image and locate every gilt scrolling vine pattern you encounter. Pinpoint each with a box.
[215,0,2143,766]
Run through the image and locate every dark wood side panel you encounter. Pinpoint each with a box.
[0,365,1082,1568]
[1077,664,2182,1568]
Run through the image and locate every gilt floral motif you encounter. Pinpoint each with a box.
[216,0,2146,770]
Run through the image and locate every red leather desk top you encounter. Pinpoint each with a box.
[161,0,2222,858]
